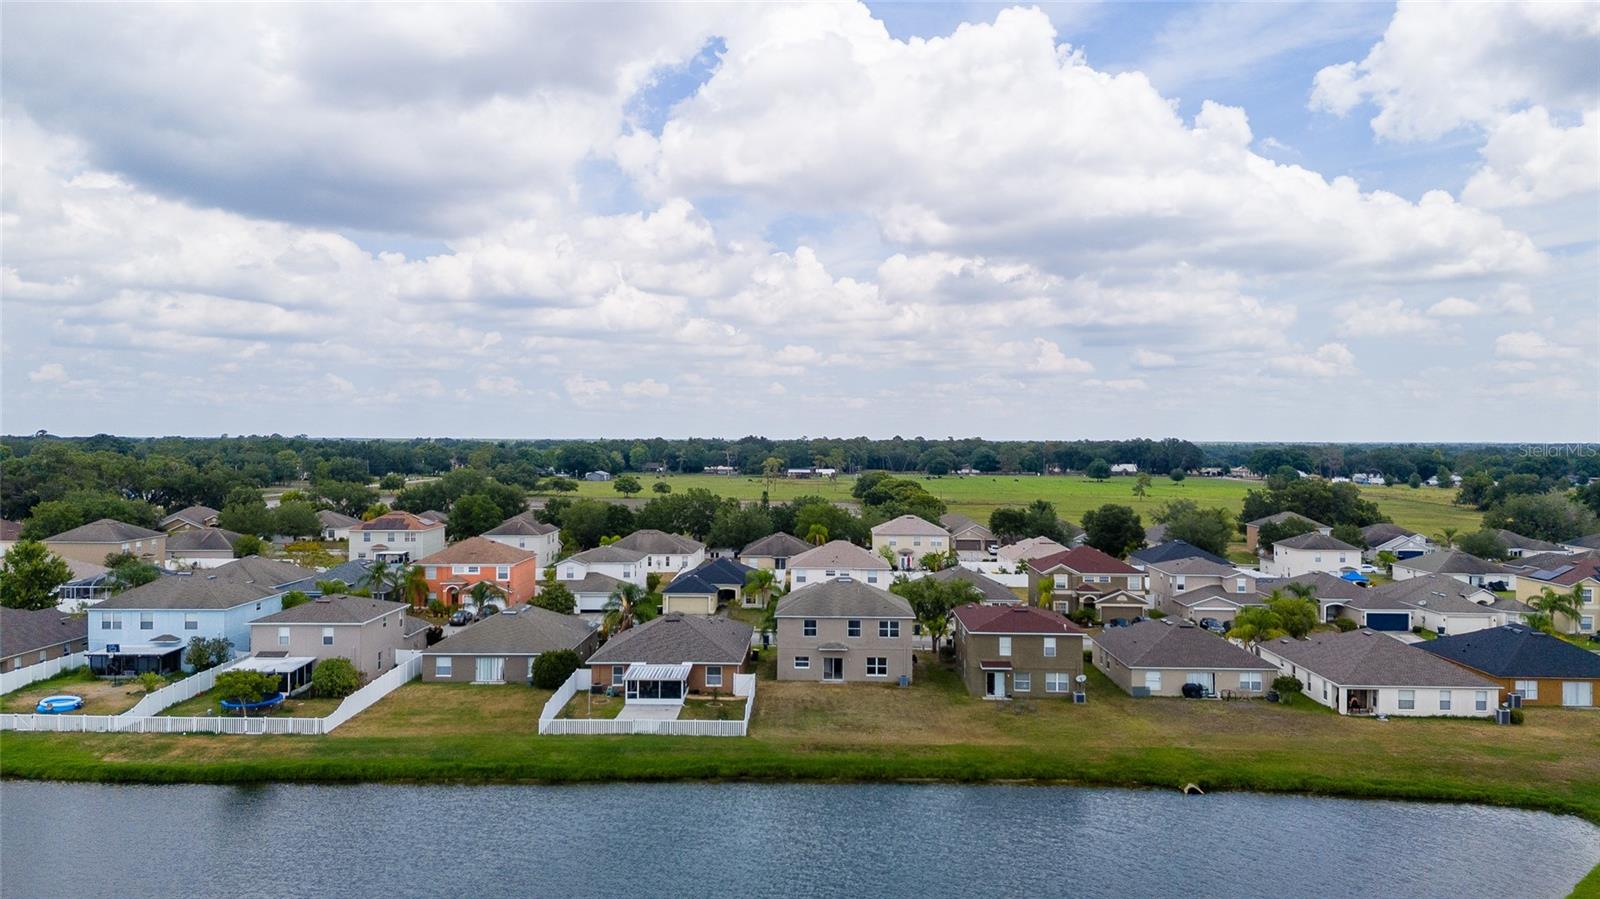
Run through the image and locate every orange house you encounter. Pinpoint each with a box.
[414,537,539,610]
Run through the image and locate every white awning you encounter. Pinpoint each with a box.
[234,655,318,674]
[624,662,692,682]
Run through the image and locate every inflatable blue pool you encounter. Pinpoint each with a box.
[35,695,84,714]
[220,692,284,712]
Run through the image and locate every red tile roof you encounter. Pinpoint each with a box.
[1028,545,1140,575]
[952,603,1083,635]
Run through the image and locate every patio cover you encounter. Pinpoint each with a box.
[624,662,692,682]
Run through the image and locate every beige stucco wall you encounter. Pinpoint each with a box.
[250,608,408,680]
[955,629,1084,697]
[48,535,167,566]
[775,615,913,683]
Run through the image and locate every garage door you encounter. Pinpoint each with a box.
[1365,612,1410,631]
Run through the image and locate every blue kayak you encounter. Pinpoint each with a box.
[35,695,84,714]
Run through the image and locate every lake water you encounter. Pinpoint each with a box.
[2,781,1597,898]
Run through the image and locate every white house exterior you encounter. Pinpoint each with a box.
[1258,533,1362,578]
[558,545,646,587]
[483,512,563,563]
[1340,575,1507,637]
[317,510,360,542]
[789,540,892,589]
[869,515,951,570]
[348,511,447,563]
[1254,630,1500,718]
[1391,551,1515,590]
[612,529,706,574]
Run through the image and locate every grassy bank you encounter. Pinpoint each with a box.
[5,660,1598,829]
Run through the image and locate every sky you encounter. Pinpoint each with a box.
[1,1,1596,442]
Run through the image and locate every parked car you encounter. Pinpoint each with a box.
[448,610,474,627]
[1106,618,1129,628]
[1198,617,1224,632]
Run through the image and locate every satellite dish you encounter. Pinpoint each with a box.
[1075,674,1087,684]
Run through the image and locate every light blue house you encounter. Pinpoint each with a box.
[87,557,317,675]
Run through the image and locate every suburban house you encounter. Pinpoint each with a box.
[86,557,316,675]
[164,527,243,569]
[612,529,706,573]
[869,514,951,570]
[789,540,892,589]
[1257,571,1370,623]
[0,518,21,556]
[317,510,361,541]
[45,518,167,566]
[482,511,562,563]
[422,605,598,684]
[1562,534,1600,553]
[996,536,1069,567]
[1418,625,1600,708]
[1257,532,1363,578]
[1146,557,1254,601]
[1511,557,1599,635]
[1492,529,1574,559]
[159,504,220,533]
[1162,587,1267,628]
[1,607,88,671]
[775,578,915,684]
[1391,550,1514,590]
[1028,546,1147,617]
[348,511,446,563]
[585,613,752,702]
[660,557,756,614]
[415,536,540,609]
[1128,540,1230,571]
[249,594,425,681]
[738,532,813,581]
[930,565,1021,605]
[556,545,646,615]
[1093,619,1277,698]
[1253,629,1501,717]
[1243,512,1330,552]
[950,603,1086,699]
[1337,574,1508,636]
[940,514,997,560]
[54,559,117,612]
[1360,524,1430,561]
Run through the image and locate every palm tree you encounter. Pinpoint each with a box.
[398,564,429,607]
[878,545,899,570]
[360,559,399,598]
[1227,606,1283,645]
[1531,586,1583,635]
[1434,528,1458,549]
[468,580,504,612]
[804,524,829,546]
[1282,580,1319,620]
[603,582,660,636]
[744,568,777,607]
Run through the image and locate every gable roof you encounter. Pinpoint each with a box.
[1247,511,1328,529]
[1504,551,1592,573]
[484,512,559,537]
[166,527,242,553]
[1492,529,1567,553]
[415,536,538,566]
[1361,523,1419,547]
[1393,550,1509,577]
[1418,625,1600,679]
[561,571,625,595]
[1519,557,1600,587]
[1273,532,1360,552]
[159,505,219,529]
[613,529,705,555]
[253,594,408,625]
[951,602,1082,635]
[1095,619,1275,670]
[313,559,375,590]
[423,605,595,656]
[996,536,1069,563]
[662,558,756,595]
[1567,534,1600,551]
[930,566,1019,604]
[1259,630,1498,688]
[1352,574,1499,615]
[740,532,812,559]
[47,518,163,543]
[91,556,319,611]
[1144,556,1241,578]
[1129,540,1230,567]
[567,544,646,565]
[586,613,751,665]
[1256,571,1369,602]
[870,514,949,537]
[1169,586,1262,609]
[352,511,444,533]
[316,510,361,529]
[939,514,994,540]
[776,578,913,618]
[1029,545,1139,575]
[789,540,891,570]
[0,607,87,657]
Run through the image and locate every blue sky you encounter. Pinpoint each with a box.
[1,2,1595,441]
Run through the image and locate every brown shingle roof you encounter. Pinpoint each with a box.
[739,532,813,559]
[353,511,444,533]
[789,540,890,570]
[952,603,1082,635]
[1029,546,1140,575]
[775,578,913,619]
[424,606,595,656]
[415,536,538,566]
[586,613,751,666]
[0,608,86,657]
[1259,630,1499,688]
[253,595,408,625]
[1095,619,1275,670]
[869,514,949,538]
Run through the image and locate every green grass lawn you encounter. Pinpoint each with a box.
[543,474,1482,536]
[157,690,343,719]
[679,697,747,721]
[0,667,147,715]
[559,692,623,720]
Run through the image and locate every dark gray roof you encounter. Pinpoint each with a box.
[160,505,219,529]
[484,512,559,537]
[613,529,704,555]
[1247,511,1327,529]
[0,608,86,657]
[930,566,1019,604]
[586,613,751,665]
[940,514,993,540]
[1259,630,1499,688]
[568,545,646,565]
[740,532,812,559]
[93,557,318,610]
[561,572,625,595]
[1567,534,1600,551]
[316,510,361,529]
[404,615,434,638]
[253,595,408,625]
[1492,530,1567,553]
[47,518,163,543]
[1507,551,1595,573]
[1096,620,1276,671]
[312,560,375,590]
[1418,625,1600,679]
[1129,540,1230,568]
[662,558,755,595]
[424,606,595,656]
[1394,551,1508,577]
[1257,571,1369,601]
[1273,532,1361,552]
[166,527,242,553]
[1146,556,1240,577]
[775,578,913,619]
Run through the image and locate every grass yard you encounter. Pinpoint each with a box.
[679,697,746,721]
[0,667,148,716]
[330,682,550,738]
[158,690,343,719]
[559,692,623,720]
[541,474,1483,537]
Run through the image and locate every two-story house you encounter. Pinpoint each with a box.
[738,532,813,584]
[1243,512,1331,553]
[1258,533,1363,578]
[940,514,997,561]
[612,529,706,574]
[348,511,446,563]
[415,536,540,610]
[557,545,647,615]
[1146,557,1255,601]
[158,505,220,533]
[869,514,951,570]
[789,540,892,589]
[775,578,915,684]
[249,594,428,681]
[45,518,167,566]
[951,603,1087,699]
[1511,557,1599,635]
[164,527,243,569]
[1027,546,1147,618]
[483,512,563,565]
[317,510,361,542]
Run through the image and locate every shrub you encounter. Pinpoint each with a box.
[311,657,362,698]
[1332,618,1357,632]
[1148,610,1167,620]
[281,590,311,610]
[1509,708,1525,726]
[532,650,583,689]
[137,672,165,694]
[213,670,280,709]
[427,599,448,618]
[184,636,233,671]
[1272,675,1303,696]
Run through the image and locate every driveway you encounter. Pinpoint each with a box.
[615,704,681,722]
[1385,632,1424,644]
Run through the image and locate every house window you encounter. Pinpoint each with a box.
[1439,691,1452,710]
[775,559,787,570]
[1014,673,1031,692]
[848,620,861,638]
[1235,578,1247,593]
[1582,616,1595,632]
[1239,672,1262,691]
[322,627,334,646]
[425,567,437,579]
[705,666,723,688]
[1474,691,1489,711]
[824,569,837,577]
[363,533,372,543]
[1515,680,1539,701]
[803,619,817,637]
[1043,637,1057,658]
[1563,682,1594,707]
[879,620,900,638]
[464,565,479,575]
[475,657,505,683]
[184,614,198,631]
[1144,671,1162,692]
[139,613,154,630]
[866,657,887,677]
[1045,673,1070,693]
[612,665,624,686]
[867,574,878,584]
[497,566,510,580]
[795,575,807,584]
[278,627,290,647]
[1174,577,1186,592]
[1398,690,1415,710]
[793,656,810,670]
[405,533,416,543]
[998,636,1012,657]
[913,538,922,547]
[1054,576,1067,589]
[564,567,575,579]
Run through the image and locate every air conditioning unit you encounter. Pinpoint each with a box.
[1495,708,1512,726]
[1506,693,1523,709]
[1131,687,1151,698]
[1072,691,1087,704]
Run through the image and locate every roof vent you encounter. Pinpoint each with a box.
[206,575,217,580]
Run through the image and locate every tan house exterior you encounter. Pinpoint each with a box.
[249,595,425,681]
[869,514,951,570]
[585,613,751,699]
[1092,619,1277,698]
[1027,546,1147,616]
[45,518,167,566]
[159,505,220,534]
[1418,625,1600,708]
[950,603,1087,699]
[1243,512,1330,553]
[422,605,599,685]
[738,532,813,584]
[1511,558,1599,635]
[1,607,88,671]
[775,578,915,684]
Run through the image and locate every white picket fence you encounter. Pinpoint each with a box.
[319,653,420,732]
[538,670,755,736]
[121,658,245,718]
[0,652,88,695]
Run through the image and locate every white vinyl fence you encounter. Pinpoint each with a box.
[538,670,755,737]
[0,652,88,695]
[318,653,421,732]
[121,658,246,718]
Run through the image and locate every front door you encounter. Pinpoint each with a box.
[985,671,1005,698]
[823,657,844,682]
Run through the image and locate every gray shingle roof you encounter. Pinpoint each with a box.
[1567,534,1600,551]
[484,512,559,537]
[1361,523,1419,547]
[613,529,704,555]
[1259,630,1499,688]
[253,594,409,625]
[939,514,993,540]
[1169,586,1263,609]
[1394,551,1509,577]
[316,510,360,529]
[1247,511,1328,529]
[586,613,751,665]
[47,518,163,543]
[662,558,755,595]
[1492,530,1567,552]
[1418,625,1600,679]
[1146,557,1241,577]
[166,527,242,553]
[930,566,1019,604]
[740,532,812,559]
[789,540,891,570]
[775,578,913,619]
[1096,620,1276,670]
[1256,571,1369,601]
[1353,574,1499,615]
[424,606,595,656]
[0,607,86,657]
[870,514,949,537]
[159,505,219,529]
[93,557,318,610]
[561,572,625,595]
[568,545,646,565]
[1129,540,1230,567]
[1273,532,1361,552]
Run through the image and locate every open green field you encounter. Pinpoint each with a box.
[5,654,1598,834]
[158,690,343,719]
[544,473,1483,536]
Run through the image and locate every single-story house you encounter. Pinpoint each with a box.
[1256,571,1371,623]
[951,603,1086,699]
[165,527,243,569]
[1093,619,1277,698]
[317,510,361,542]
[422,605,599,685]
[586,613,752,702]
[249,594,424,681]
[1243,512,1330,553]
[775,578,915,684]
[1162,586,1266,627]
[930,565,1021,605]
[1391,550,1515,590]
[1338,574,1508,636]
[1254,629,1501,717]
[1,607,88,671]
[1492,529,1574,559]
[940,514,997,561]
[1418,625,1600,708]
[1360,524,1430,561]
[660,557,756,614]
